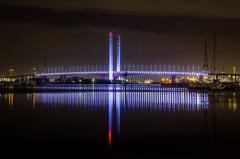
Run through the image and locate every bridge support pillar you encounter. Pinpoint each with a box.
[171,75,177,83]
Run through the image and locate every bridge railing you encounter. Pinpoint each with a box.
[35,64,208,75]
[40,64,203,74]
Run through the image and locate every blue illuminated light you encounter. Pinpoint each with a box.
[116,34,121,72]
[109,32,113,80]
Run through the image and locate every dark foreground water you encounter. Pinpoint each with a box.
[0,87,240,158]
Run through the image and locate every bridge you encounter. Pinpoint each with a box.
[35,32,207,81]
[35,70,207,77]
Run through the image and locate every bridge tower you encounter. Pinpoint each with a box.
[116,34,121,72]
[109,32,114,80]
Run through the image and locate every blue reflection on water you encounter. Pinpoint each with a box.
[34,90,208,146]
[35,91,208,112]
[108,92,113,146]
[116,92,121,135]
[36,84,189,92]
[2,88,209,147]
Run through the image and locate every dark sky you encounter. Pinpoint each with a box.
[1,0,240,75]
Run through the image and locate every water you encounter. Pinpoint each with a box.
[0,86,240,158]
[35,84,188,91]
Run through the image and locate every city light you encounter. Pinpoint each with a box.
[8,68,14,75]
[144,79,152,84]
[203,76,208,80]
[33,67,37,74]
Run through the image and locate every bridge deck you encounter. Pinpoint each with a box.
[35,71,207,77]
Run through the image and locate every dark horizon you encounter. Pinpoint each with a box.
[1,1,240,75]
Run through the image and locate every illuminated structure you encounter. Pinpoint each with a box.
[110,32,121,80]
[116,34,121,72]
[109,32,113,80]
[36,70,207,77]
[35,32,208,80]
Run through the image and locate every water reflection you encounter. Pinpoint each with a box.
[116,92,121,135]
[7,93,14,111]
[108,92,113,146]
[32,93,36,111]
[34,91,209,112]
[33,91,208,146]
[2,90,210,147]
[228,92,237,111]
[3,87,240,158]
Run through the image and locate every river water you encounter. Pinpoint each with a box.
[0,87,240,158]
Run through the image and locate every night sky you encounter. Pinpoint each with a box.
[1,0,240,75]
